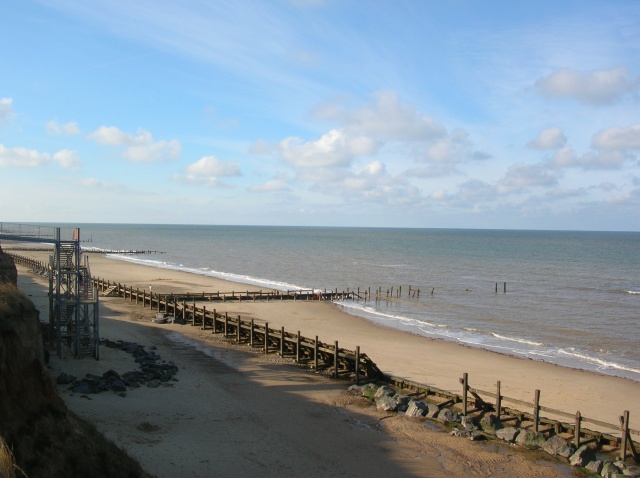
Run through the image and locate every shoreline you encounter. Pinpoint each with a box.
[11,245,640,383]
[14,262,586,478]
[77,255,640,383]
[10,247,640,432]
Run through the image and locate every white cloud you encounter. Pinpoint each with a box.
[342,91,446,141]
[279,129,378,168]
[528,127,567,150]
[0,144,50,168]
[592,124,640,150]
[248,178,290,192]
[0,98,12,122]
[497,163,558,194]
[46,119,81,136]
[88,126,145,145]
[548,146,578,168]
[124,140,181,163]
[88,126,181,162]
[580,150,633,170]
[535,67,638,105]
[185,156,241,176]
[0,144,83,170]
[314,159,420,206]
[53,149,81,169]
[177,155,241,187]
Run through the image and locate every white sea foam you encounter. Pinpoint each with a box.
[558,349,640,375]
[491,333,544,347]
[628,290,640,295]
[105,254,308,292]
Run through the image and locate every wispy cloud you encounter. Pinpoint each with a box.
[88,126,181,162]
[535,67,639,105]
[46,119,81,136]
[0,98,12,122]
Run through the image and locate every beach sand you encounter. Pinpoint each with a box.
[14,249,635,477]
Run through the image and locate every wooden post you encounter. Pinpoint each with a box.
[250,319,254,347]
[355,346,360,385]
[280,327,285,356]
[295,331,301,362]
[237,315,241,342]
[621,410,630,460]
[534,389,540,432]
[264,322,269,353]
[201,306,206,330]
[182,301,186,321]
[462,373,468,416]
[314,335,319,370]
[136,288,139,305]
[495,282,498,293]
[575,411,581,448]
[334,340,339,379]
[224,312,229,337]
[504,282,507,293]
[496,381,502,418]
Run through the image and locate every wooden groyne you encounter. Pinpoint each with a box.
[10,252,638,462]
[89,276,382,382]
[383,374,639,462]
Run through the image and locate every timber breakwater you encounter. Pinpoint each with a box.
[9,252,640,474]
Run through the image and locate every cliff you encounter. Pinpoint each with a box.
[0,250,151,477]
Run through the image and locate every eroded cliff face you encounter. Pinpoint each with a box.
[0,252,150,478]
[0,246,17,285]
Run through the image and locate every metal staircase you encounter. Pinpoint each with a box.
[50,234,99,359]
[0,223,99,359]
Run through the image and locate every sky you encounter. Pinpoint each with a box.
[1,1,639,231]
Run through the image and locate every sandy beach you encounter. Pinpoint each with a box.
[14,249,637,477]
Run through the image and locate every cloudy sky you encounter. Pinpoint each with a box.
[1,1,639,230]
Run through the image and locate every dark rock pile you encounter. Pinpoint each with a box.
[57,339,179,397]
[348,383,639,478]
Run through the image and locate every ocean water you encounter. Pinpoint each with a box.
[59,224,640,381]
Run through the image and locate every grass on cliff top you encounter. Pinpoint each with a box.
[0,433,24,478]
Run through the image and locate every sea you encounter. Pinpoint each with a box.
[47,224,640,382]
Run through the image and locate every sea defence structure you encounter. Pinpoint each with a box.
[8,250,639,464]
[0,223,99,359]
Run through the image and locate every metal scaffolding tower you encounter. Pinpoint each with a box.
[0,223,99,359]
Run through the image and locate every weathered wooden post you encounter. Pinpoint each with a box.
[237,315,241,342]
[534,389,540,432]
[280,327,285,356]
[224,312,229,337]
[295,331,301,362]
[355,346,360,385]
[575,411,581,448]
[264,322,269,354]
[504,282,507,293]
[496,381,502,418]
[314,335,319,370]
[136,288,139,305]
[621,410,630,460]
[334,341,339,379]
[462,373,468,416]
[250,319,255,347]
[201,306,207,330]
[182,301,187,321]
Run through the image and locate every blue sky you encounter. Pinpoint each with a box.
[1,1,639,230]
